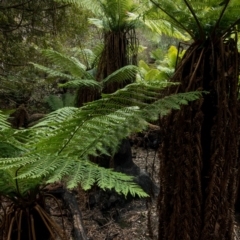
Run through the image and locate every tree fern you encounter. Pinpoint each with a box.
[0,81,203,195]
[32,49,139,91]
[147,0,240,39]
[56,0,139,30]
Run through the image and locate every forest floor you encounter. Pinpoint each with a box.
[54,145,240,240]
[47,146,160,240]
[2,146,240,239]
[79,147,159,240]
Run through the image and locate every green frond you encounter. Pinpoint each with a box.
[0,142,22,158]
[45,95,64,111]
[21,82,203,159]
[31,63,74,80]
[0,79,204,198]
[127,12,189,40]
[103,65,139,85]
[15,156,63,179]
[41,49,92,79]
[32,63,100,89]
[33,107,78,128]
[94,166,148,197]
[58,79,102,89]
[56,0,139,31]
[0,168,41,198]
[88,18,105,29]
[70,47,101,69]
[32,49,104,94]
[54,0,103,16]
[62,92,76,107]
[0,155,148,197]
[0,156,37,170]
[44,93,75,111]
[0,110,10,131]
[147,0,240,39]
[27,107,78,144]
[0,169,16,195]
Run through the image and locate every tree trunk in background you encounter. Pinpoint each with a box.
[75,29,138,107]
[75,86,100,107]
[158,36,240,239]
[96,29,138,93]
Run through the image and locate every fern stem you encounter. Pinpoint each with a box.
[186,47,205,91]
[57,124,82,155]
[221,18,240,37]
[211,0,231,36]
[149,0,195,39]
[182,0,204,40]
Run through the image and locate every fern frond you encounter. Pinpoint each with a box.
[54,0,103,16]
[127,11,189,40]
[0,169,16,195]
[141,91,205,121]
[103,65,139,85]
[58,79,102,89]
[32,63,101,90]
[21,82,203,159]
[0,142,22,158]
[147,0,240,39]
[0,111,10,131]
[0,168,41,197]
[32,107,78,127]
[31,63,74,79]
[70,47,101,69]
[42,49,92,78]
[0,80,204,198]
[45,95,64,111]
[44,93,76,111]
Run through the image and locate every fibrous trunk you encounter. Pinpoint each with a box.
[96,29,138,93]
[75,29,138,107]
[158,35,239,240]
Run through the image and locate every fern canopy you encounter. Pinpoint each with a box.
[147,0,240,39]
[0,80,203,197]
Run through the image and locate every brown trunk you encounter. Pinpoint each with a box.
[75,29,138,107]
[158,36,239,240]
[75,87,100,107]
[96,29,138,93]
